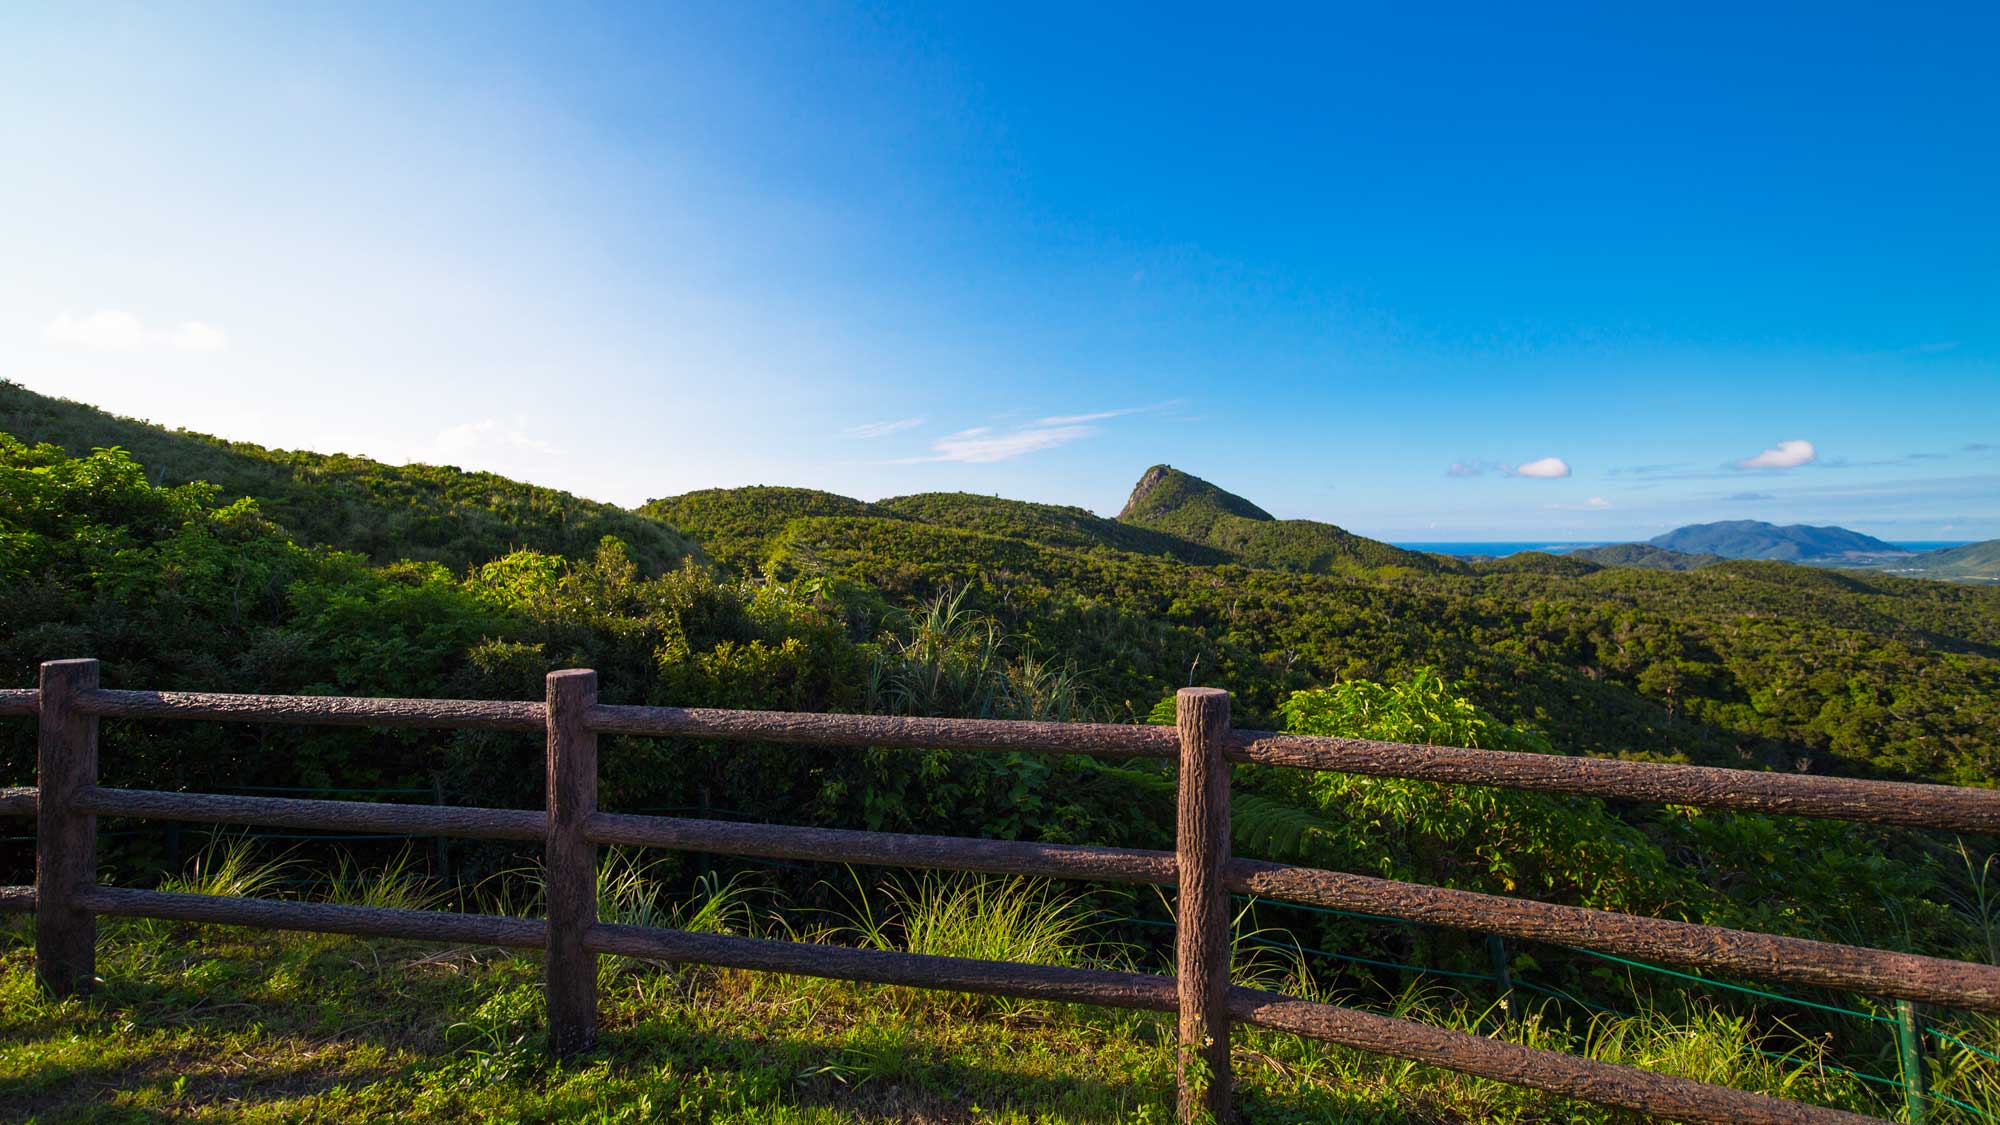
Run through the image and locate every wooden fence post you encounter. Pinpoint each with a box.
[37,658,100,998]
[1176,686,1234,1123]
[545,669,598,1056]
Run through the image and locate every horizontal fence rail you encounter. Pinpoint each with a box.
[8,659,1998,1121]
[32,787,2000,1014]
[67,688,2000,832]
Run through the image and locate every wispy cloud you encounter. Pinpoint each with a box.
[1726,491,1774,502]
[844,417,925,439]
[45,309,229,353]
[1544,496,1611,510]
[900,424,1097,463]
[1608,462,1693,478]
[1035,400,1183,426]
[1446,456,1571,479]
[1735,439,1816,470]
[890,401,1176,465]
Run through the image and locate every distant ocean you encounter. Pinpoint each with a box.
[1393,541,1973,558]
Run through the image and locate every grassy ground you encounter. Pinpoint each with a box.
[0,855,1966,1123]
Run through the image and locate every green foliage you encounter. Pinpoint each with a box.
[1266,670,1697,914]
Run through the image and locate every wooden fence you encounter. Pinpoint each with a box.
[4,657,1999,1123]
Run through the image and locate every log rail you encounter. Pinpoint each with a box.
[5,662,1997,1122]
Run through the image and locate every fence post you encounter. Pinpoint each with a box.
[36,658,99,998]
[1175,686,1234,1123]
[1896,997,1928,1124]
[545,669,598,1056]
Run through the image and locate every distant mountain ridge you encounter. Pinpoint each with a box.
[1648,520,1904,562]
[1565,520,1998,583]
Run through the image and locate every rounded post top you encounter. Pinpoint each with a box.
[546,668,597,684]
[40,658,100,671]
[1177,686,1229,699]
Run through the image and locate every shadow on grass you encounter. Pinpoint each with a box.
[2,930,1414,1124]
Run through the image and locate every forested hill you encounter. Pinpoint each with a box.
[0,381,702,574]
[1648,519,1904,562]
[643,474,2000,789]
[1113,464,1465,575]
[1570,543,1723,570]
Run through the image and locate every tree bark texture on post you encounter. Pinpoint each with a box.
[1176,686,1234,1122]
[37,658,99,997]
[545,668,599,1056]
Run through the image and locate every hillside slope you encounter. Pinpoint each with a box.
[1116,465,1465,575]
[879,491,1232,565]
[0,381,701,574]
[638,486,884,571]
[1876,540,2000,584]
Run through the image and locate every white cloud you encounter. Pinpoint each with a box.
[44,309,230,353]
[844,417,925,439]
[1447,456,1572,479]
[427,419,561,463]
[917,424,1097,463]
[1513,457,1572,479]
[45,310,147,351]
[169,321,229,352]
[1736,439,1817,470]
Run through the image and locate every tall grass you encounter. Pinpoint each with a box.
[326,845,441,912]
[595,849,760,935]
[159,835,295,900]
[1928,1013,2000,1123]
[833,872,1104,1017]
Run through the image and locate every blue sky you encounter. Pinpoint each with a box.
[4,3,1996,540]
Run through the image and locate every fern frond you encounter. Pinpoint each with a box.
[1231,791,1345,864]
